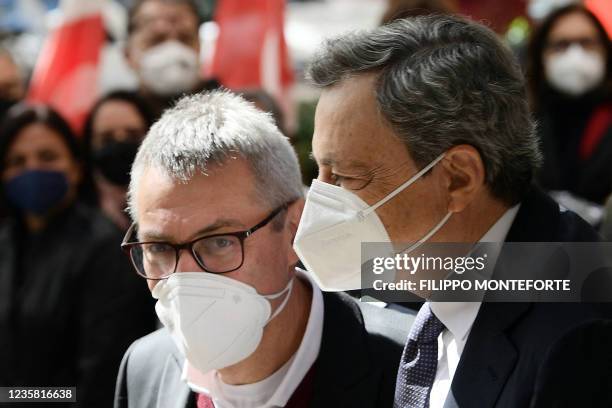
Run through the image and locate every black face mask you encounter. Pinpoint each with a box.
[92,141,140,186]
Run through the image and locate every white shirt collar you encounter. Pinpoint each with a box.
[184,268,324,408]
[430,204,520,341]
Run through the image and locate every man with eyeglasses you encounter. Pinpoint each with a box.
[113,90,413,408]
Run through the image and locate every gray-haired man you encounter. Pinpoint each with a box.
[296,14,609,408]
[114,91,412,408]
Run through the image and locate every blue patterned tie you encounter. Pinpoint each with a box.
[394,303,446,408]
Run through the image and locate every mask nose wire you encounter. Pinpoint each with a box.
[356,153,446,221]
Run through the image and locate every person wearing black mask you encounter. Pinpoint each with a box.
[0,104,156,407]
[0,48,25,121]
[83,90,154,230]
[527,4,612,206]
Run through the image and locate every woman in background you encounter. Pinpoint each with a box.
[83,90,154,230]
[0,104,155,407]
[527,4,612,205]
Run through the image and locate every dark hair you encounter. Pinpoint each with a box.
[307,14,540,205]
[128,0,202,34]
[0,104,94,214]
[0,104,82,173]
[527,4,612,110]
[381,0,455,25]
[82,90,154,154]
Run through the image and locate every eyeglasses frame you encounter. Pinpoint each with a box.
[121,203,289,280]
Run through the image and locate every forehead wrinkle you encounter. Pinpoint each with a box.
[138,217,246,243]
[319,154,370,172]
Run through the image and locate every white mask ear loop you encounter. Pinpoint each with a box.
[357,153,446,221]
[263,277,295,324]
[399,211,453,254]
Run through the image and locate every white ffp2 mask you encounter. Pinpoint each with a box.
[139,40,201,96]
[293,154,451,291]
[152,272,293,374]
[545,44,606,97]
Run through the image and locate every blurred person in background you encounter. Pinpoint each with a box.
[83,90,154,230]
[0,104,155,407]
[125,0,219,119]
[527,4,612,207]
[0,47,25,121]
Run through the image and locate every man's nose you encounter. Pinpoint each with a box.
[175,249,204,273]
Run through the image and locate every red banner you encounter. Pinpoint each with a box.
[27,12,105,135]
[209,0,293,105]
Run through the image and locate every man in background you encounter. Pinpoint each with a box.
[125,0,218,118]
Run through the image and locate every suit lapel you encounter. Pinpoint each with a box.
[157,352,192,408]
[442,390,460,408]
[451,302,530,407]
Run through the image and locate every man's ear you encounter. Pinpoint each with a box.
[440,144,486,213]
[287,198,305,241]
[286,198,305,267]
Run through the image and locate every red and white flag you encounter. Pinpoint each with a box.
[206,0,294,127]
[27,0,106,134]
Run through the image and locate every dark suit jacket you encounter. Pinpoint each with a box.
[114,292,414,408]
[449,189,611,408]
[530,319,612,408]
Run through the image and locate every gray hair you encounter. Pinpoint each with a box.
[307,14,541,204]
[127,90,303,221]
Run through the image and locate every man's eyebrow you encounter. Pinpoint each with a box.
[318,155,370,172]
[191,219,246,238]
[138,218,245,242]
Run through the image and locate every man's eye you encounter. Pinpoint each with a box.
[212,237,234,249]
[197,235,240,257]
[330,173,344,187]
[331,173,370,190]
[145,243,172,255]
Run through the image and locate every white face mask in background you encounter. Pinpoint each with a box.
[545,44,606,97]
[152,272,293,374]
[293,153,452,292]
[139,40,201,96]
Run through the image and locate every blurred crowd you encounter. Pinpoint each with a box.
[0,0,611,407]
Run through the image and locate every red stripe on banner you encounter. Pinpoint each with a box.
[211,0,293,91]
[27,13,105,135]
[579,104,612,161]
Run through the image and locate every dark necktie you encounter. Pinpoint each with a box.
[394,303,446,408]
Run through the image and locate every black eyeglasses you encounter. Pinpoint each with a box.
[121,204,288,280]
